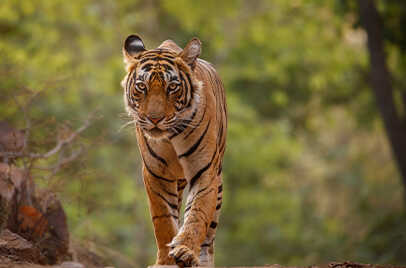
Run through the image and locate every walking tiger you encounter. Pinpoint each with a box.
[121,34,227,267]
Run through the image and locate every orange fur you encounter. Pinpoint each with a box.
[122,35,227,266]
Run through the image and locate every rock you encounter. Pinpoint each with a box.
[0,229,40,263]
[36,191,70,264]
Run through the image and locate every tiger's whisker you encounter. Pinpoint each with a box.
[119,119,138,132]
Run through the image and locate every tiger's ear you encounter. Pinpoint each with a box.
[123,34,146,60]
[179,38,201,69]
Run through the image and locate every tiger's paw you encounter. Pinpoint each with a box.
[168,245,199,267]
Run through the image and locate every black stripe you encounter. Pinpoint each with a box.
[219,138,226,153]
[178,183,187,191]
[185,205,191,213]
[141,63,153,72]
[176,250,187,260]
[178,120,211,158]
[152,214,178,220]
[179,69,188,84]
[218,123,223,144]
[184,107,206,139]
[152,189,178,210]
[187,107,198,123]
[141,51,160,56]
[184,72,195,108]
[160,52,175,58]
[162,64,174,72]
[142,50,175,58]
[209,221,218,228]
[195,186,208,197]
[217,164,222,175]
[180,71,192,108]
[162,188,177,197]
[169,107,197,139]
[216,203,222,210]
[190,150,217,188]
[140,57,175,64]
[201,243,210,247]
[218,184,223,193]
[184,72,193,89]
[126,70,135,102]
[144,161,175,183]
[144,135,168,166]
[158,71,165,81]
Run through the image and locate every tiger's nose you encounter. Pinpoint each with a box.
[148,115,165,125]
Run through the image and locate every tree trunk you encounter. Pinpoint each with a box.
[358,0,406,204]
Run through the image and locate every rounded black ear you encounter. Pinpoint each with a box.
[124,34,146,58]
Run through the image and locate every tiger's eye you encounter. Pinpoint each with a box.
[135,82,146,93]
[168,83,179,93]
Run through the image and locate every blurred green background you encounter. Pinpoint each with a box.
[1,0,406,267]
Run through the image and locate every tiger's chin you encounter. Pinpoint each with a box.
[143,127,169,139]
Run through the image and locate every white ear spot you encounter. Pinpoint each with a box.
[128,38,144,50]
[189,43,200,57]
[180,38,202,66]
[123,34,146,59]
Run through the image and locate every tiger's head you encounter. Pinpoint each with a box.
[122,34,203,139]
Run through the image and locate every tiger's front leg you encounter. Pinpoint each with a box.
[137,129,184,265]
[143,169,179,265]
[168,151,219,267]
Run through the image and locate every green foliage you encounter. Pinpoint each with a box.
[0,0,405,267]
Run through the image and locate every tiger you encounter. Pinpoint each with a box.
[121,34,227,267]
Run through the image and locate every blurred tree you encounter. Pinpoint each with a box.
[357,0,406,204]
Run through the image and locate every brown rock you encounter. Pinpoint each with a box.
[0,229,40,263]
[36,191,70,264]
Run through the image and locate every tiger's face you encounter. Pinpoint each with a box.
[122,35,202,139]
